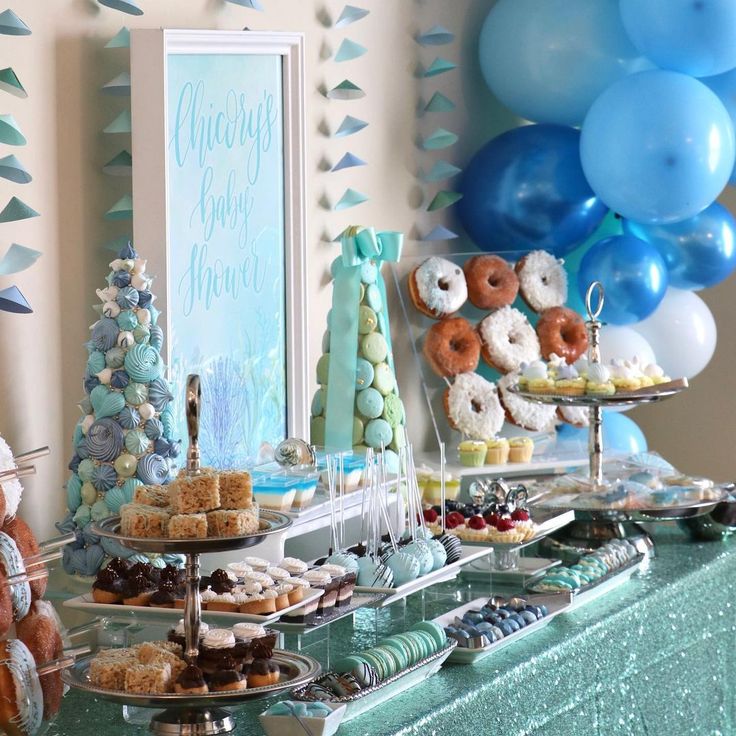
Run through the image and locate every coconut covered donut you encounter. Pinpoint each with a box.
[0,639,44,736]
[478,306,540,374]
[423,317,481,377]
[0,436,21,522]
[463,255,519,310]
[536,306,589,364]
[408,257,467,319]
[443,372,504,439]
[557,405,590,428]
[2,518,43,601]
[497,372,557,432]
[16,601,64,719]
[516,250,567,312]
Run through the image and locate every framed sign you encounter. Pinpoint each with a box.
[131,29,308,467]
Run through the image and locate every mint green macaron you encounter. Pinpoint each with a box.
[311,388,326,417]
[310,416,326,446]
[355,358,374,390]
[382,393,404,428]
[316,353,330,385]
[361,332,388,364]
[358,305,378,334]
[372,362,395,395]
[353,417,364,444]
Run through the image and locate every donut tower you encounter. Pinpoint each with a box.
[60,242,180,577]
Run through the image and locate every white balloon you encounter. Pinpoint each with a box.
[599,326,656,368]
[633,288,717,380]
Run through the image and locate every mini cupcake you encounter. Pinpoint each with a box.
[523,361,555,394]
[554,364,585,396]
[508,437,534,463]
[207,592,239,613]
[174,665,209,695]
[243,556,271,572]
[458,440,487,467]
[485,437,509,465]
[585,363,615,396]
[423,472,460,505]
[227,561,253,579]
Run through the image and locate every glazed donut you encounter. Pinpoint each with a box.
[443,372,504,439]
[557,405,590,428]
[423,318,480,378]
[3,518,43,601]
[497,372,557,432]
[515,250,567,312]
[536,306,589,364]
[16,601,64,719]
[0,639,44,736]
[478,306,540,374]
[409,257,467,319]
[463,255,519,310]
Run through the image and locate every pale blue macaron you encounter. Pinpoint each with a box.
[356,358,374,390]
[311,388,326,417]
[364,418,393,448]
[365,283,383,311]
[357,387,384,419]
[361,260,378,284]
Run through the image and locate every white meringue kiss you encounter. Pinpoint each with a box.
[96,286,118,303]
[202,629,235,649]
[103,301,121,318]
[81,415,95,435]
[137,309,151,326]
[117,331,135,348]
[138,402,155,421]
[131,274,150,291]
[96,368,112,385]
[132,259,147,275]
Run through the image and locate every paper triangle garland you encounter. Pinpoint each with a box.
[422,128,458,151]
[0,154,31,183]
[327,80,365,100]
[101,72,131,96]
[428,190,463,211]
[335,38,367,62]
[335,4,369,28]
[424,58,456,77]
[424,160,462,182]
[416,25,454,46]
[0,285,31,313]
[103,150,132,176]
[225,0,264,8]
[105,193,133,220]
[422,225,459,241]
[0,114,26,146]
[334,188,368,210]
[103,109,131,134]
[0,196,39,222]
[331,152,366,172]
[0,243,41,275]
[0,9,30,35]
[102,234,133,253]
[0,68,26,98]
[97,0,144,16]
[334,115,368,137]
[424,91,455,113]
[105,27,130,48]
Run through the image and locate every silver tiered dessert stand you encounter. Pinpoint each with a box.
[63,375,321,736]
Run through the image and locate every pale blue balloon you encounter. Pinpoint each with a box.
[479,0,651,126]
[623,203,736,290]
[557,411,647,454]
[580,70,735,224]
[620,0,736,77]
[701,67,736,184]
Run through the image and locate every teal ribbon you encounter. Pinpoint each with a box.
[324,227,403,452]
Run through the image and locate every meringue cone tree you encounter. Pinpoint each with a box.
[59,242,180,577]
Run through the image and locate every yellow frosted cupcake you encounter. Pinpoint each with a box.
[609,360,641,392]
[458,440,487,467]
[585,363,615,396]
[485,437,510,465]
[509,437,534,463]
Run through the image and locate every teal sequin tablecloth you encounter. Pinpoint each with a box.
[49,528,736,736]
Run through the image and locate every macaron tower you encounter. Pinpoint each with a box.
[58,242,180,577]
[310,242,407,463]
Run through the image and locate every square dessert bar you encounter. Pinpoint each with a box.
[169,474,220,514]
[89,655,136,690]
[218,470,253,510]
[206,509,259,537]
[124,663,172,694]
[133,485,170,508]
[120,504,170,538]
[168,513,207,539]
[137,643,186,678]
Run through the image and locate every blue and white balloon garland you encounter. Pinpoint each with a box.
[58,242,180,576]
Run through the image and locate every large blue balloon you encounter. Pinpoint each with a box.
[702,68,736,184]
[577,234,668,325]
[620,0,736,78]
[556,411,647,454]
[623,203,736,291]
[457,124,607,257]
[580,70,735,225]
[478,0,651,127]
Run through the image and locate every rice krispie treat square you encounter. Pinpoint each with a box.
[149,641,183,656]
[136,643,186,679]
[218,471,253,510]
[133,485,170,508]
[206,509,260,538]
[89,657,135,690]
[124,663,172,694]
[168,474,220,514]
[120,504,170,538]
[168,513,208,539]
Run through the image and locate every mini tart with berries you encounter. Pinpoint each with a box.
[486,516,527,543]
[510,507,537,541]
[453,515,488,541]
[444,510,467,536]
[422,507,443,536]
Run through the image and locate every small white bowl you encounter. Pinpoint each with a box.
[259,701,346,736]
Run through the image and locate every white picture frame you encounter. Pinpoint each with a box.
[130,29,308,466]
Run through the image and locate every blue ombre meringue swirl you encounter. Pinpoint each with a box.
[92,463,118,492]
[148,377,173,411]
[90,317,120,351]
[144,418,163,440]
[117,406,141,429]
[116,285,139,309]
[124,343,164,383]
[86,418,125,462]
[136,453,170,485]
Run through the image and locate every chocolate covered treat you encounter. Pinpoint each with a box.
[208,669,248,692]
[174,665,209,695]
[122,573,157,606]
[92,567,125,604]
[246,658,280,687]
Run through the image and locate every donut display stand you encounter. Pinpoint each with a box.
[62,376,321,736]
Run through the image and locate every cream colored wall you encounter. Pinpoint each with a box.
[0,0,732,542]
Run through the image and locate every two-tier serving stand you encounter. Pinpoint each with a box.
[510,283,724,553]
[63,375,322,736]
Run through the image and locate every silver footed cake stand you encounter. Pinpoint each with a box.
[70,375,320,736]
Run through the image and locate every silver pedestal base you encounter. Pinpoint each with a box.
[150,708,235,736]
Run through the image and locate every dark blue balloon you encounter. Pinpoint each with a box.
[623,203,736,291]
[457,124,607,257]
[577,234,668,325]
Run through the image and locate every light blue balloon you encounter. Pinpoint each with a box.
[557,411,647,455]
[620,0,736,78]
[701,68,736,184]
[578,234,668,325]
[623,203,736,291]
[580,70,735,225]
[479,0,651,126]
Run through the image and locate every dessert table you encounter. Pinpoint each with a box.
[52,525,736,736]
